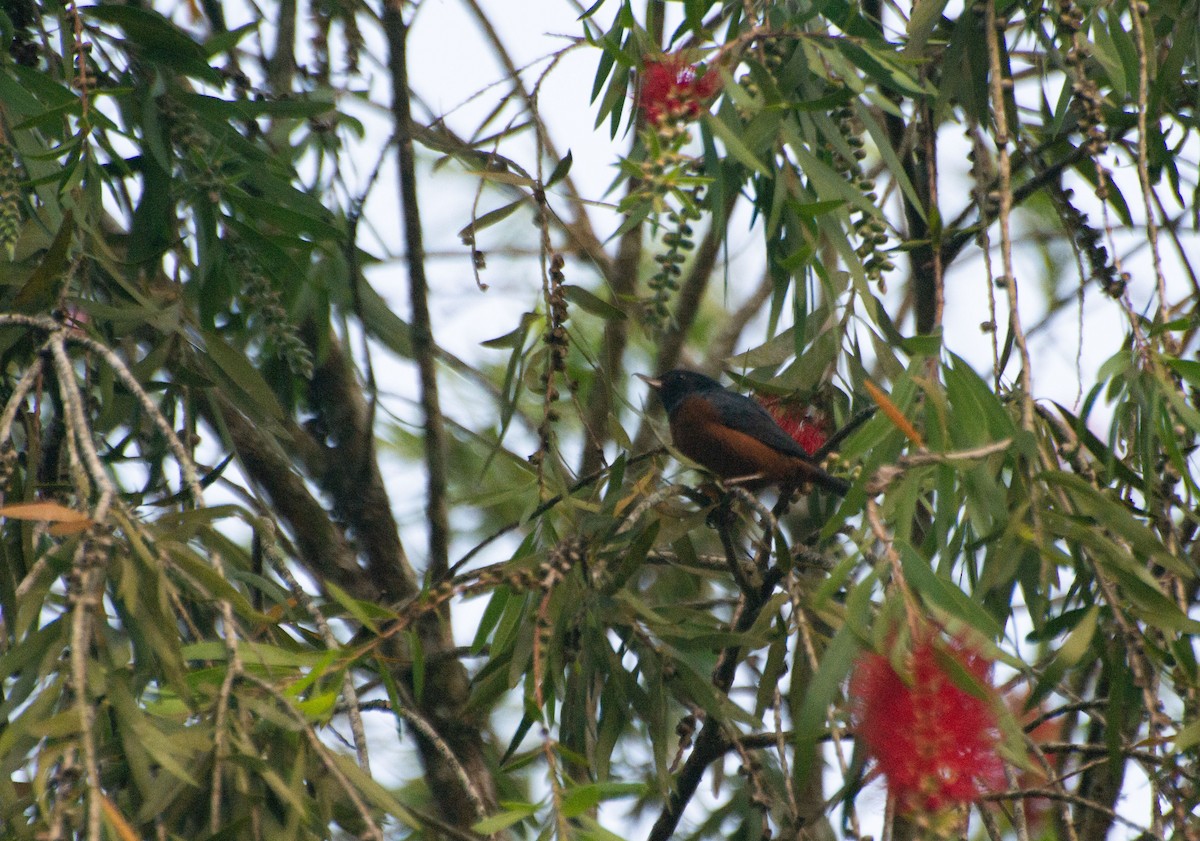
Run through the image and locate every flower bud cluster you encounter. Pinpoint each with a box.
[0,142,21,260]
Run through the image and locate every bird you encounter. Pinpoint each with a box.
[638,369,851,495]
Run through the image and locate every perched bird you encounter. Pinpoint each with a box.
[639,369,851,495]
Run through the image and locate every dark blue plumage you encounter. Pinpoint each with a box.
[640,369,849,495]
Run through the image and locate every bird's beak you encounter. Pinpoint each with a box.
[635,373,662,389]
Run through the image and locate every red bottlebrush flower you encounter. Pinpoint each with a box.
[850,637,1005,817]
[639,55,721,125]
[758,395,829,456]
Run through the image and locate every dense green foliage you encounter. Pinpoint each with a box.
[0,0,1197,839]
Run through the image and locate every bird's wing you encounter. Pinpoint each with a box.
[707,390,815,460]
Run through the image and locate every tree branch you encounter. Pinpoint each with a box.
[304,331,417,602]
[647,520,779,841]
[384,0,452,582]
[214,394,376,600]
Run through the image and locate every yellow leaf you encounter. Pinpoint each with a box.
[100,795,141,841]
[864,379,925,448]
[0,501,91,525]
[49,519,93,536]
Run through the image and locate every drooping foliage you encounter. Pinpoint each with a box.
[0,1,1197,840]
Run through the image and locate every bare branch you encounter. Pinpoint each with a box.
[383,0,452,583]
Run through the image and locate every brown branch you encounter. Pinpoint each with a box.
[384,0,452,582]
[864,0,938,339]
[657,193,739,374]
[576,4,668,476]
[304,332,417,602]
[372,8,504,833]
[212,394,376,600]
[705,271,773,369]
[895,100,940,335]
[578,213,644,476]
[647,506,780,841]
[265,0,296,91]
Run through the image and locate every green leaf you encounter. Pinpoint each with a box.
[0,621,67,720]
[1175,718,1200,752]
[546,150,573,187]
[482,313,536,349]
[1048,401,1143,487]
[727,326,797,368]
[457,200,525,241]
[181,640,323,669]
[905,0,950,56]
[789,142,882,220]
[166,542,269,625]
[83,6,221,85]
[203,21,258,58]
[1,64,78,113]
[1040,472,1189,576]
[832,40,932,97]
[792,621,859,788]
[296,687,339,722]
[197,330,286,424]
[854,102,927,223]
[226,192,340,241]
[472,802,538,834]
[701,112,768,175]
[560,782,645,818]
[562,284,626,320]
[11,209,73,312]
[357,278,414,357]
[1029,604,1099,707]
[900,543,1003,638]
[322,580,383,633]
[331,752,421,827]
[1163,356,1200,391]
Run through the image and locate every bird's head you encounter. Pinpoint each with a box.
[637,369,723,414]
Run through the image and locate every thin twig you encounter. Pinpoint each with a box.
[391,691,490,824]
[976,801,1006,841]
[1127,1,1168,319]
[1024,735,1082,841]
[242,672,385,841]
[984,1,1034,431]
[1007,764,1032,841]
[865,494,921,638]
[0,356,44,453]
[792,577,860,838]
[979,788,1161,838]
[47,336,113,517]
[265,528,372,772]
[63,330,202,500]
[890,438,1012,469]
[969,122,1003,386]
[47,334,112,841]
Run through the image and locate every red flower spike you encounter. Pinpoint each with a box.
[757,395,830,456]
[850,638,1005,818]
[639,55,720,125]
